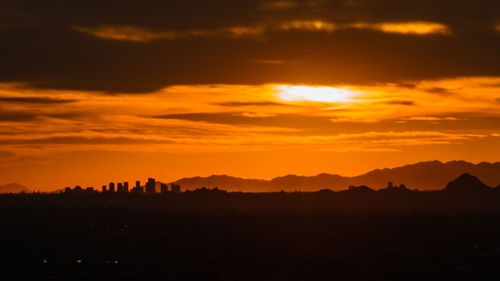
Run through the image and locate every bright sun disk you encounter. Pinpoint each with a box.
[275,85,356,103]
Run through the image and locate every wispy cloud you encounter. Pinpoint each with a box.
[73,25,179,42]
[384,100,416,106]
[73,20,451,42]
[0,96,76,104]
[279,20,337,32]
[260,1,298,10]
[73,25,265,42]
[214,101,288,107]
[403,116,460,121]
[350,21,451,35]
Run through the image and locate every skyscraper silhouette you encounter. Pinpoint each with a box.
[171,183,181,193]
[133,181,143,193]
[146,178,156,193]
[109,182,115,193]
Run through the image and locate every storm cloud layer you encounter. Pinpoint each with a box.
[1,0,500,92]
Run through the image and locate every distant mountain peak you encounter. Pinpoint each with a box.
[444,173,491,192]
[0,182,30,193]
[347,185,375,193]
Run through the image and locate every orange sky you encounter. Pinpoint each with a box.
[1,77,500,190]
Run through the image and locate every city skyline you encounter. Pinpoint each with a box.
[63,177,182,194]
[60,178,181,193]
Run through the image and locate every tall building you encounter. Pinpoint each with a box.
[132,181,143,193]
[171,183,181,193]
[160,183,168,193]
[102,185,107,192]
[124,182,129,193]
[146,178,156,193]
[109,182,115,193]
[117,182,124,193]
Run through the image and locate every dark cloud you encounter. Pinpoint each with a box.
[0,96,76,104]
[426,87,454,96]
[384,100,416,106]
[0,111,38,122]
[0,0,499,92]
[45,112,88,120]
[153,112,334,128]
[155,112,287,125]
[152,112,397,134]
[397,83,417,89]
[0,150,16,158]
[214,101,289,107]
[0,136,175,145]
[153,112,500,135]
[0,109,85,122]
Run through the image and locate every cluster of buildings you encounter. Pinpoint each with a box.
[64,178,181,194]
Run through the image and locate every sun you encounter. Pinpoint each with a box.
[275,85,356,103]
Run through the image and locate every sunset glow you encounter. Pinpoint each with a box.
[1,75,500,190]
[275,85,356,103]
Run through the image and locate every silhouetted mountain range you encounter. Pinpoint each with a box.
[0,183,29,193]
[172,161,500,192]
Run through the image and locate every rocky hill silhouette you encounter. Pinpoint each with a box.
[343,185,375,193]
[443,173,492,193]
[0,183,29,193]
[172,161,500,192]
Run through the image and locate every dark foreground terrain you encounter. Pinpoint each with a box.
[2,192,500,281]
